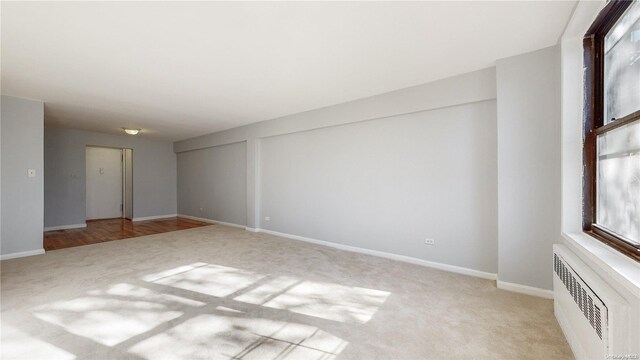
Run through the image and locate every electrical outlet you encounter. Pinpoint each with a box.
[264,216,271,221]
[425,238,435,245]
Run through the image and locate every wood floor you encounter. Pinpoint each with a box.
[44,217,209,250]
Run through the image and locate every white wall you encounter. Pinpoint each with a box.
[496,45,562,291]
[175,56,577,292]
[176,68,496,234]
[177,141,247,226]
[45,127,177,227]
[175,68,499,276]
[261,101,498,272]
[1,95,44,258]
[175,68,497,153]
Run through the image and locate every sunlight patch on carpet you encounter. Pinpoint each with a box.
[143,262,265,298]
[128,314,347,360]
[31,283,204,346]
[1,324,76,360]
[237,278,390,323]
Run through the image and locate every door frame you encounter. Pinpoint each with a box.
[122,148,133,220]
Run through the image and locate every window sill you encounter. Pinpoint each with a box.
[562,231,640,298]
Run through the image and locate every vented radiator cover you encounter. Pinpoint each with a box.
[553,244,629,360]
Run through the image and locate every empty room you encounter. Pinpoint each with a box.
[1,1,639,359]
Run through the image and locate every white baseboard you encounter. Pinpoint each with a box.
[135,218,548,297]
[132,214,178,222]
[1,249,45,261]
[255,228,497,281]
[497,280,554,299]
[177,214,248,230]
[44,223,86,232]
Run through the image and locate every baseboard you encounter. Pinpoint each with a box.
[132,214,178,222]
[178,214,217,224]
[177,214,248,230]
[497,280,554,299]
[255,228,497,281]
[1,249,46,261]
[44,223,86,232]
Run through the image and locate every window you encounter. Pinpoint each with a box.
[584,0,640,261]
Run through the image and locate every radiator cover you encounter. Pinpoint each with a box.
[553,244,630,360]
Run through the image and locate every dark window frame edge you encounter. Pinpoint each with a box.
[582,0,640,262]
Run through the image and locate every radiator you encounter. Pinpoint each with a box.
[553,244,630,360]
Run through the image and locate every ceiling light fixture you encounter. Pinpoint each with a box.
[123,128,140,135]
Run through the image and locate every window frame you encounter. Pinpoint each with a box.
[583,0,640,261]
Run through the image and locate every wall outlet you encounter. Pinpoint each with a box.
[264,216,271,221]
[424,238,435,245]
[199,207,204,212]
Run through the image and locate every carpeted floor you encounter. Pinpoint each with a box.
[1,225,573,360]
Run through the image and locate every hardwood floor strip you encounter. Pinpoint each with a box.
[43,217,210,250]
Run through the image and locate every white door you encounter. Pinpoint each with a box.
[86,147,123,220]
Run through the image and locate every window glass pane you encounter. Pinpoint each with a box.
[604,1,640,124]
[597,119,640,244]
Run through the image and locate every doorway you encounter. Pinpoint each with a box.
[86,146,133,220]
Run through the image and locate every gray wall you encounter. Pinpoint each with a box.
[44,127,177,227]
[175,68,496,152]
[261,101,498,272]
[1,95,44,256]
[177,142,247,226]
[175,68,499,275]
[175,67,497,230]
[496,45,561,290]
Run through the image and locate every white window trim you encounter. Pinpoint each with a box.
[562,232,640,297]
[560,0,640,297]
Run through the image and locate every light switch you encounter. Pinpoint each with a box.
[28,169,36,177]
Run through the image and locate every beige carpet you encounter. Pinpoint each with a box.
[1,225,572,360]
